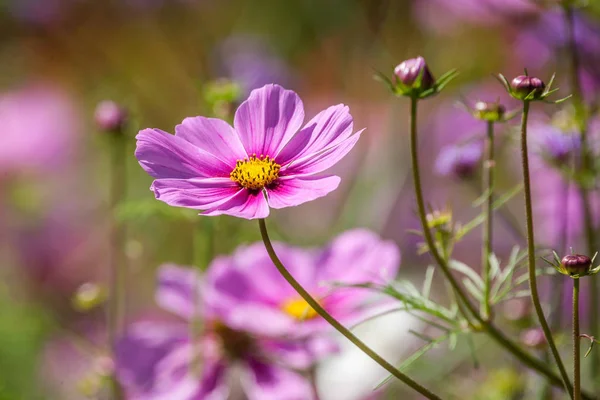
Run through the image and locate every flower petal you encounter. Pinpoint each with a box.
[276,104,353,165]
[116,321,188,396]
[241,358,313,400]
[136,128,232,179]
[281,129,363,175]
[156,264,202,320]
[202,189,270,219]
[266,175,340,209]
[151,178,240,210]
[175,116,247,166]
[234,84,304,157]
[196,359,230,400]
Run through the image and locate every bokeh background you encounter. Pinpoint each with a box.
[1,0,600,399]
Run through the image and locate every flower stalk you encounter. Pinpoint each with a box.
[574,277,581,400]
[409,94,586,398]
[107,129,127,400]
[563,3,599,387]
[482,120,495,320]
[258,218,442,400]
[519,100,573,398]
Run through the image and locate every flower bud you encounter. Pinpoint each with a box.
[474,101,506,122]
[72,282,107,312]
[94,100,127,133]
[394,57,435,92]
[561,254,592,277]
[521,328,547,350]
[435,143,482,179]
[510,75,546,100]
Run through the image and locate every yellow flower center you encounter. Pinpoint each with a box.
[281,298,319,320]
[230,154,281,191]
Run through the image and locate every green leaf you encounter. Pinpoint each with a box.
[422,266,436,299]
[449,260,484,290]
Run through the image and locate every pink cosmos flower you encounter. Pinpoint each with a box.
[135,84,363,219]
[203,228,400,337]
[117,265,318,400]
[116,229,398,399]
[0,83,79,175]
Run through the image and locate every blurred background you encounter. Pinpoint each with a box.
[1,0,600,398]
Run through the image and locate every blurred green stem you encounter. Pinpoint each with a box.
[563,4,599,388]
[520,100,573,399]
[482,121,495,320]
[574,278,581,400]
[108,131,126,400]
[409,96,585,398]
[258,219,442,400]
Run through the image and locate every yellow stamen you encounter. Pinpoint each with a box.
[230,154,281,191]
[281,298,319,320]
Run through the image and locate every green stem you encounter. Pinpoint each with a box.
[520,100,573,399]
[108,131,126,400]
[409,96,587,398]
[563,4,599,388]
[574,278,581,400]
[483,121,495,320]
[257,219,442,400]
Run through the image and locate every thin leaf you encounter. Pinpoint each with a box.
[449,260,485,289]
[422,266,436,299]
[463,278,483,301]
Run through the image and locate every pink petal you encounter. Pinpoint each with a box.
[136,128,232,179]
[175,116,247,166]
[234,84,304,157]
[155,264,202,320]
[224,303,296,337]
[276,104,353,165]
[151,178,240,210]
[241,358,313,400]
[196,359,229,400]
[282,129,363,175]
[266,175,341,209]
[202,188,270,220]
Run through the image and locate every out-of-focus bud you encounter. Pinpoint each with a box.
[502,299,530,324]
[435,143,483,179]
[474,101,506,122]
[510,75,546,100]
[94,100,127,133]
[203,79,242,120]
[394,57,435,92]
[72,282,107,312]
[561,254,592,276]
[426,209,452,230]
[521,327,547,349]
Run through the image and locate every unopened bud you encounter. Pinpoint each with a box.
[510,75,546,100]
[394,57,435,92]
[474,101,506,122]
[561,254,592,277]
[521,328,547,349]
[94,100,127,133]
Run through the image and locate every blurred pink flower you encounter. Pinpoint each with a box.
[0,83,80,176]
[117,265,316,400]
[117,229,398,399]
[203,229,400,336]
[135,84,363,219]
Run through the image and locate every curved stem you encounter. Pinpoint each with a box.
[520,100,573,398]
[483,121,495,319]
[574,278,581,400]
[257,219,442,400]
[408,96,587,398]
